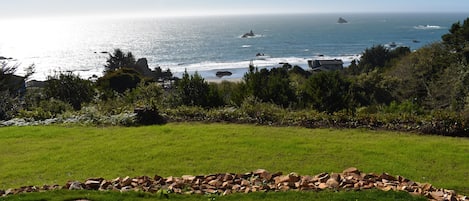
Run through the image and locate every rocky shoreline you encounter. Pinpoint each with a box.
[1,168,467,201]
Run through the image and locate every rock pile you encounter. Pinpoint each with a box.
[1,168,467,201]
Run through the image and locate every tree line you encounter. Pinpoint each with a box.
[1,17,469,125]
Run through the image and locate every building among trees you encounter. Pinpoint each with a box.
[308,59,344,71]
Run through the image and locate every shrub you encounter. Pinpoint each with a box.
[45,72,95,110]
[134,107,166,125]
[382,100,424,115]
[0,90,19,120]
[164,106,207,122]
[17,98,73,120]
[97,68,143,93]
[305,71,353,113]
[240,96,284,124]
[125,82,163,108]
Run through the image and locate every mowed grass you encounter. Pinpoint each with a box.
[0,189,427,201]
[0,123,468,196]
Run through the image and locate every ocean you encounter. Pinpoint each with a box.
[0,13,467,81]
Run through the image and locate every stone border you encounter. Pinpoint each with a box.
[1,168,467,201]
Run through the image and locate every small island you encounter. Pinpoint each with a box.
[338,17,348,24]
[241,30,255,38]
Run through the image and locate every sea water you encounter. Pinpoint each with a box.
[0,13,466,81]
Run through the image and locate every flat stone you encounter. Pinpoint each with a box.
[447,195,458,201]
[165,176,176,184]
[430,191,445,199]
[254,169,272,180]
[421,183,433,191]
[380,186,394,192]
[362,183,375,189]
[223,189,232,196]
[379,173,396,181]
[274,175,290,184]
[153,175,163,182]
[318,183,328,190]
[278,185,290,191]
[397,175,410,183]
[271,171,283,178]
[240,180,250,186]
[68,181,83,190]
[232,184,241,191]
[122,176,132,186]
[120,186,134,192]
[316,172,330,183]
[223,174,234,181]
[111,177,121,184]
[326,178,339,188]
[222,181,231,188]
[84,180,101,190]
[208,179,222,188]
[288,172,301,183]
[136,176,151,185]
[4,188,15,195]
[343,167,360,175]
[99,180,113,191]
[330,173,341,182]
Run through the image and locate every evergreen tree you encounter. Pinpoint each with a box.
[243,65,296,107]
[104,49,136,72]
[177,70,223,108]
[442,17,469,61]
[359,45,389,72]
[305,71,352,113]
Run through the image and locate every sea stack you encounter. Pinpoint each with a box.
[338,17,348,24]
[242,30,255,38]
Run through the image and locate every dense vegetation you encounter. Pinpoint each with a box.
[1,18,469,136]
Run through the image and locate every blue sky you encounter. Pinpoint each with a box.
[2,0,468,19]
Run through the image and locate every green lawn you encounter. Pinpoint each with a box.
[0,190,427,201]
[0,123,468,197]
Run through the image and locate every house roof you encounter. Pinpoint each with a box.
[318,60,344,65]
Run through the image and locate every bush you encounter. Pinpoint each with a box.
[305,71,353,113]
[243,65,296,107]
[0,90,19,120]
[125,82,163,108]
[240,96,284,124]
[17,98,74,121]
[382,100,424,115]
[164,106,207,122]
[134,107,166,125]
[177,70,208,107]
[97,68,143,94]
[45,73,95,110]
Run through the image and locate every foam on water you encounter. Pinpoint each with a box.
[413,25,445,30]
[169,54,361,79]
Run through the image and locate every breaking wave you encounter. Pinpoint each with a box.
[414,25,444,30]
[166,54,361,80]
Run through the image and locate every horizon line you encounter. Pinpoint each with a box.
[2,11,467,21]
